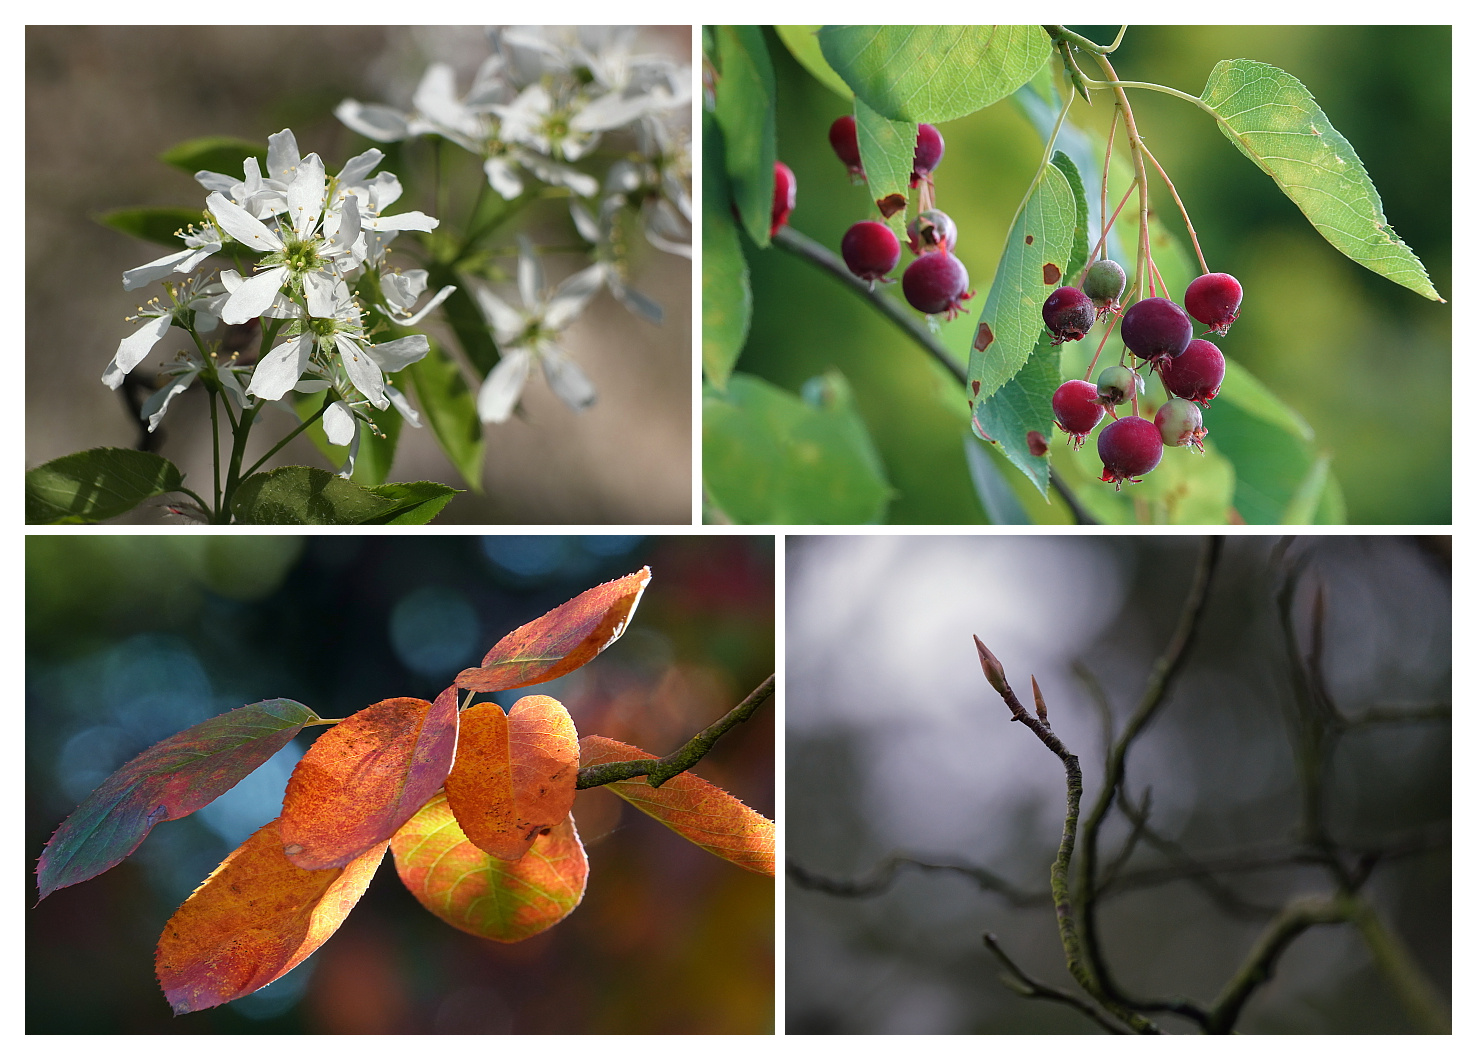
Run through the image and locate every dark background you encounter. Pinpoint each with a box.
[737,26,1450,523]
[27,534,774,1032]
[785,535,1449,1033]
[26,26,692,523]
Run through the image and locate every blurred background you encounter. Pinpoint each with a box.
[25,26,691,523]
[786,536,1449,1033]
[27,534,774,1032]
[736,26,1450,523]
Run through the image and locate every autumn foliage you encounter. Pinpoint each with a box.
[35,567,774,1015]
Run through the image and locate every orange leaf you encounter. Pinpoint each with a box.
[456,567,651,692]
[280,687,459,869]
[155,818,385,1014]
[443,695,580,861]
[578,735,775,877]
[391,792,587,943]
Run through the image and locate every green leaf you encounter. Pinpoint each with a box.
[702,110,751,388]
[428,263,501,377]
[409,338,485,490]
[1200,59,1442,301]
[1131,438,1238,525]
[289,393,402,488]
[1052,151,1090,284]
[26,448,185,524]
[962,434,1029,524]
[966,161,1077,404]
[1200,400,1324,524]
[1280,450,1332,525]
[158,135,267,177]
[855,97,914,233]
[1219,357,1313,442]
[713,25,778,247]
[361,482,459,524]
[774,25,853,101]
[230,466,398,525]
[971,333,1058,498]
[817,25,1052,123]
[94,207,206,250]
[703,371,892,524]
[36,699,319,900]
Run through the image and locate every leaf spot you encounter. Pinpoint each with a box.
[283,844,304,857]
[1043,263,1061,285]
[876,193,907,219]
[1026,430,1049,457]
[1025,234,1034,245]
[973,321,994,353]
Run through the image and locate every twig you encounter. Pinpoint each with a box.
[575,674,774,789]
[1205,895,1347,1033]
[983,933,1129,1034]
[786,856,1045,906]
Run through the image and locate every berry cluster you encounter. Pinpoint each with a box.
[822,116,972,321]
[1046,263,1239,489]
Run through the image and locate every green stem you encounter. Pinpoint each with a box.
[217,404,260,523]
[241,394,333,480]
[207,386,222,517]
[575,674,774,789]
[1045,25,1127,56]
[1344,894,1451,1033]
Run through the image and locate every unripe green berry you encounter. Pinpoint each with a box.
[1083,259,1127,308]
[1095,364,1142,406]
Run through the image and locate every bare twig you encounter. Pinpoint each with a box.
[575,674,774,789]
[786,856,1045,906]
[983,933,1129,1034]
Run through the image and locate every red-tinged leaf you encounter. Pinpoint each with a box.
[279,687,458,869]
[36,698,320,901]
[443,695,580,861]
[578,735,775,877]
[391,792,587,943]
[456,567,651,692]
[156,817,386,1014]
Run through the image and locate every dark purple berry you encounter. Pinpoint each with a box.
[1184,273,1242,335]
[770,161,796,237]
[1042,286,1095,345]
[1052,379,1104,449]
[841,221,901,287]
[902,252,971,318]
[1098,416,1163,487]
[1155,398,1208,452]
[1120,297,1193,366]
[910,123,944,187]
[906,209,957,255]
[1082,259,1127,313]
[1160,338,1225,406]
[829,116,865,181]
[1096,364,1141,406]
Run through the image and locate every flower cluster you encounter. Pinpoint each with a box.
[105,128,449,475]
[336,26,691,421]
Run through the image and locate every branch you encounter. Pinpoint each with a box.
[983,933,1130,1034]
[787,855,1046,906]
[574,674,774,789]
[1205,895,1347,1033]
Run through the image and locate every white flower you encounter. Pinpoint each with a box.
[570,200,663,324]
[472,239,603,423]
[379,269,457,326]
[102,274,227,389]
[121,222,223,292]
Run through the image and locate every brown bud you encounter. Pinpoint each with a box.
[1030,675,1049,725]
[973,635,1008,694]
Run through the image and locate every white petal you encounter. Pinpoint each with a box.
[122,247,198,292]
[473,287,524,341]
[142,370,200,432]
[336,426,362,479]
[287,154,327,240]
[483,157,523,199]
[323,400,357,446]
[541,348,597,412]
[521,155,599,198]
[367,210,439,233]
[336,335,387,409]
[385,383,423,428]
[194,169,238,194]
[102,313,173,388]
[207,192,282,252]
[221,266,288,325]
[570,202,601,243]
[337,148,384,187]
[335,100,410,143]
[367,334,429,373]
[517,238,543,308]
[476,347,532,424]
[302,271,338,318]
[572,90,661,133]
[266,129,302,182]
[545,264,605,329]
[246,334,313,400]
[383,283,455,326]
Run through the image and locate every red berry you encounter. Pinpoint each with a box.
[902,252,972,318]
[1155,398,1208,452]
[906,209,957,255]
[910,123,944,187]
[1184,273,1242,336]
[1120,297,1192,366]
[828,116,865,181]
[1160,338,1225,406]
[1042,286,1095,345]
[841,221,901,286]
[771,161,796,237]
[1098,416,1163,487]
[1052,379,1104,449]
